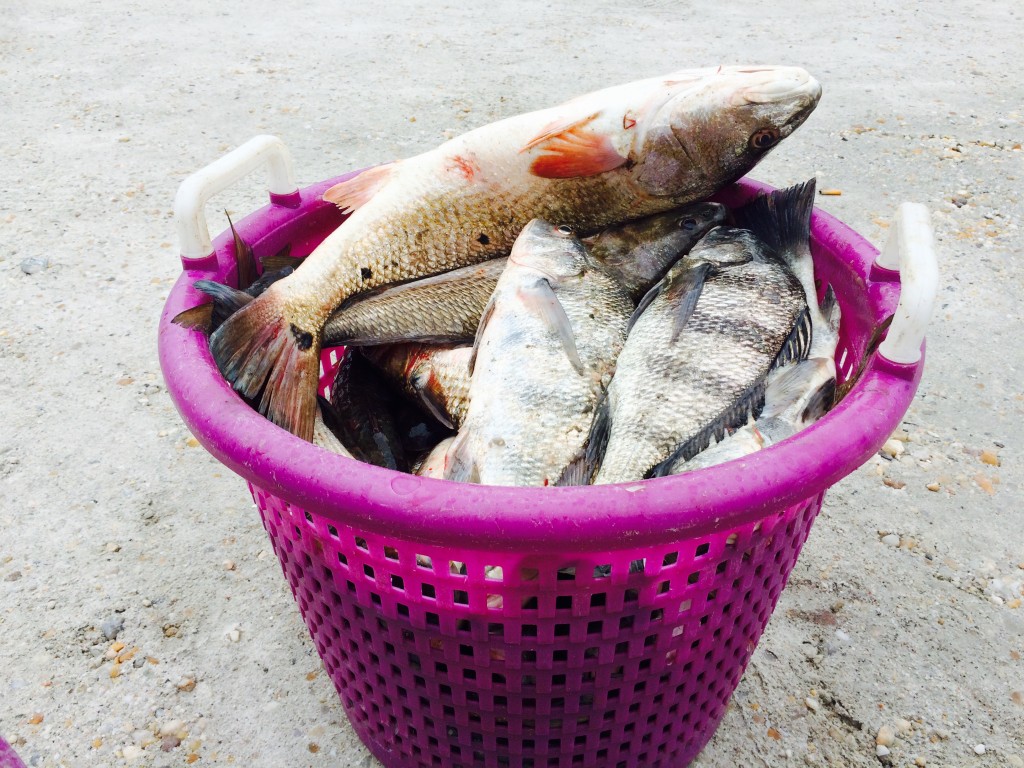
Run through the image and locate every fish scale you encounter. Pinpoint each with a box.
[445,220,633,487]
[208,66,821,440]
[593,235,808,485]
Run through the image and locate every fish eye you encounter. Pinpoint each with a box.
[555,224,574,237]
[749,127,781,151]
[678,217,698,231]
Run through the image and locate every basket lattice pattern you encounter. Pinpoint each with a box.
[254,484,822,768]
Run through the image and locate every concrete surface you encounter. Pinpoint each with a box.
[1,1,1021,766]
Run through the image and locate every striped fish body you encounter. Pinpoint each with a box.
[593,228,809,484]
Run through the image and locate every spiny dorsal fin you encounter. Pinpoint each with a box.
[226,211,257,292]
[323,163,397,213]
[735,178,817,259]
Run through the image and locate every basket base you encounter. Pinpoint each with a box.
[254,483,824,768]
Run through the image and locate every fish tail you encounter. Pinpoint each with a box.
[193,279,253,330]
[209,293,320,441]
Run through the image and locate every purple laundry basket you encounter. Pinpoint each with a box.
[0,739,26,768]
[158,136,931,768]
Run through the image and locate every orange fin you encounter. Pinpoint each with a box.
[524,116,627,179]
[323,163,396,213]
[209,295,320,441]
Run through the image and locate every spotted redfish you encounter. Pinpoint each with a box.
[209,66,821,440]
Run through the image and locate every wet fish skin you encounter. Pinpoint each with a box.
[360,344,472,430]
[324,202,726,348]
[583,201,728,301]
[320,354,409,471]
[208,66,822,440]
[323,260,506,347]
[592,225,810,485]
[445,219,633,486]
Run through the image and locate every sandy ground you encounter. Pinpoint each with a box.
[2,1,1022,766]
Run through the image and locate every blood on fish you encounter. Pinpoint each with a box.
[623,112,637,130]
[448,154,478,180]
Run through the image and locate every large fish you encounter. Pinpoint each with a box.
[444,219,633,486]
[591,209,813,484]
[323,201,726,347]
[360,343,472,430]
[209,66,822,440]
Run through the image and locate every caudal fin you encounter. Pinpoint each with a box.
[209,293,320,442]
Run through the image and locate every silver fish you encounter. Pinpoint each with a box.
[591,220,811,484]
[445,219,633,486]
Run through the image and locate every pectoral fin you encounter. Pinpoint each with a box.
[518,278,584,375]
[323,163,396,213]
[522,112,628,179]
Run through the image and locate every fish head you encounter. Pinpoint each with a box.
[508,219,590,282]
[632,66,822,197]
[586,202,728,297]
[687,226,768,268]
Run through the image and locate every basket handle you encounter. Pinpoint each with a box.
[875,203,938,365]
[173,135,299,268]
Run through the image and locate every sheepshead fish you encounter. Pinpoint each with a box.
[324,201,726,347]
[444,219,633,486]
[670,180,845,473]
[209,66,821,440]
[360,344,472,430]
[591,223,811,484]
[413,436,455,478]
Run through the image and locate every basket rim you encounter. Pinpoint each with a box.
[157,176,923,552]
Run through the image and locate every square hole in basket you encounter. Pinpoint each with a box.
[450,560,466,576]
[355,536,368,551]
[391,574,405,590]
[416,554,432,570]
[454,590,469,605]
[558,567,576,581]
[587,620,603,635]
[426,612,439,626]
[594,564,611,579]
[485,565,503,581]
[327,524,339,538]
[555,623,570,637]
[555,595,573,610]
[687,571,700,584]
[523,624,538,638]
[384,545,399,560]
[364,564,375,579]
[695,542,710,557]
[422,583,436,599]
[337,552,348,566]
[591,593,606,608]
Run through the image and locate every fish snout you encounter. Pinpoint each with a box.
[733,66,821,108]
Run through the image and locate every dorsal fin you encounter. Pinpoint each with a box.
[323,163,396,213]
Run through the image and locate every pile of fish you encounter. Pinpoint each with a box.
[177,65,846,486]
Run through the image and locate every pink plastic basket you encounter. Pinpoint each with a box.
[0,739,26,768]
[158,138,929,768]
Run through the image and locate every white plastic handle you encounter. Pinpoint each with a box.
[174,135,298,260]
[876,203,938,365]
